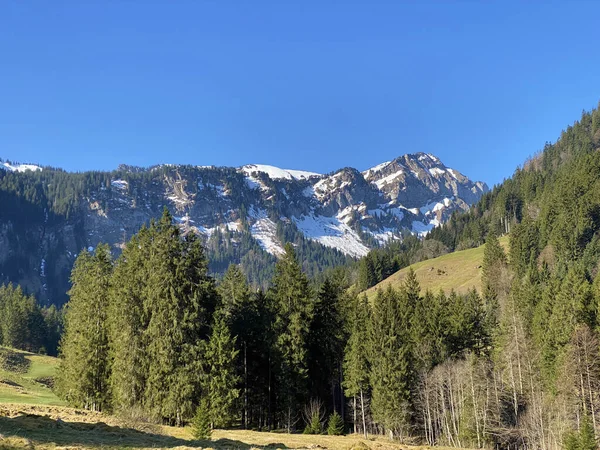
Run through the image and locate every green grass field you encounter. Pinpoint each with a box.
[0,347,64,406]
[364,236,509,300]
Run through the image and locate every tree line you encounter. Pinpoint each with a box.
[0,283,62,356]
[55,207,495,441]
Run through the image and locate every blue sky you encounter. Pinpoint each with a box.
[1,1,599,186]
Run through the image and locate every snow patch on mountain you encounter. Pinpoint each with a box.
[362,161,392,178]
[241,164,321,181]
[419,197,453,215]
[1,162,42,172]
[412,220,437,237]
[373,170,404,189]
[313,172,352,200]
[429,168,446,176]
[292,213,369,258]
[111,179,128,190]
[249,207,284,256]
[366,227,398,245]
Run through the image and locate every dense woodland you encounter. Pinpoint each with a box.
[17,103,600,450]
[0,284,62,356]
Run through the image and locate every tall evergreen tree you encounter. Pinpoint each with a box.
[205,310,240,428]
[270,243,313,431]
[143,210,218,425]
[56,245,113,411]
[482,231,508,297]
[109,227,151,412]
[307,278,345,415]
[343,294,370,438]
[369,287,414,438]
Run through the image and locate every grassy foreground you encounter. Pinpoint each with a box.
[0,350,454,449]
[364,236,509,299]
[0,403,448,449]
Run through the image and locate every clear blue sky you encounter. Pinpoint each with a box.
[1,1,599,186]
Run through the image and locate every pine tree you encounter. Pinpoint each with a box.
[482,231,507,294]
[0,284,35,351]
[192,398,212,440]
[404,268,421,309]
[56,245,113,411]
[307,278,344,414]
[143,210,218,425]
[42,304,63,356]
[205,310,240,428]
[564,414,597,450]
[343,295,370,438]
[412,289,446,370]
[108,227,151,412]
[218,264,251,426]
[327,411,345,435]
[218,264,250,320]
[543,265,593,385]
[369,287,413,438]
[270,243,313,432]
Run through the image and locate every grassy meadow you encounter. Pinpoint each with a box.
[364,236,509,300]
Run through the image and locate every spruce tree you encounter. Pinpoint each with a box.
[369,286,414,438]
[482,231,507,297]
[343,295,370,438]
[205,310,240,428]
[56,245,113,411]
[307,278,344,413]
[327,411,345,435]
[108,227,151,412]
[270,243,313,432]
[218,264,250,320]
[192,398,212,440]
[143,210,218,425]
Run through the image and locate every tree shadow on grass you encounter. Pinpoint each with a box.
[209,438,293,449]
[0,414,194,448]
[0,414,294,449]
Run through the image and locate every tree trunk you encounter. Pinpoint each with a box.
[244,341,248,429]
[354,395,357,435]
[360,387,367,439]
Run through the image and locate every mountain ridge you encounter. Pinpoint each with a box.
[0,152,487,304]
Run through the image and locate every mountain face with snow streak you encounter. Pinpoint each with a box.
[0,153,487,304]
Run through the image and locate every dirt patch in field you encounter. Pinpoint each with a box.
[0,349,30,374]
[32,377,54,389]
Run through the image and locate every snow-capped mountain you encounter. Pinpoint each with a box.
[0,153,487,304]
[95,153,486,258]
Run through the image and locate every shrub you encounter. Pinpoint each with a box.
[192,399,211,440]
[302,399,325,434]
[327,411,345,435]
[327,411,344,436]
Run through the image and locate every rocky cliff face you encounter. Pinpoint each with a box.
[0,153,487,305]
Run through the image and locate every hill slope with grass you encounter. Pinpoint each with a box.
[0,347,63,406]
[363,236,509,299]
